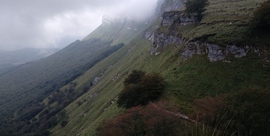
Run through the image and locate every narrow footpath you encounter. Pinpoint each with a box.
[150,102,197,123]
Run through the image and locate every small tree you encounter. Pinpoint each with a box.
[185,0,209,21]
[117,84,143,108]
[117,71,165,109]
[139,73,165,100]
[123,70,145,86]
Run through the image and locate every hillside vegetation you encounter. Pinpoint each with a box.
[51,37,269,135]
[171,0,266,46]
[50,0,270,135]
[0,0,269,135]
[0,39,123,135]
[0,16,153,135]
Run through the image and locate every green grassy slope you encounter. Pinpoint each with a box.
[83,20,151,45]
[52,37,269,136]
[8,20,151,135]
[165,0,266,45]
[51,36,152,136]
[51,0,270,135]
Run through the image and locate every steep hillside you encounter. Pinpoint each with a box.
[50,0,270,135]
[1,0,269,135]
[51,38,269,135]
[0,14,154,135]
[158,0,267,45]
[0,39,123,135]
[51,36,153,136]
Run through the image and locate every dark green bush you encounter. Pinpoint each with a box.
[123,70,145,86]
[117,70,165,108]
[117,84,143,108]
[140,73,165,100]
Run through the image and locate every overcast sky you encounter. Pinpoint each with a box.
[0,0,158,51]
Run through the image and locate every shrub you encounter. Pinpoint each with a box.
[97,105,182,136]
[123,70,145,86]
[117,71,165,108]
[140,73,165,100]
[117,84,143,108]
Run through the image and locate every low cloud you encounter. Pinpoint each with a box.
[0,0,158,50]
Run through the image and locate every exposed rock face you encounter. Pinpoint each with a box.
[150,32,181,54]
[143,30,155,42]
[161,11,197,26]
[92,77,100,85]
[146,9,196,54]
[145,10,197,54]
[149,29,262,61]
[150,31,264,61]
[143,0,269,63]
[181,42,260,62]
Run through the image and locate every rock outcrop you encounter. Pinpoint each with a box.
[144,7,269,63]
[150,32,181,55]
[144,10,197,55]
[161,11,197,26]
[181,42,260,62]
[92,77,100,85]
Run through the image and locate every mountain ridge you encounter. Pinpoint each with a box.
[0,0,269,135]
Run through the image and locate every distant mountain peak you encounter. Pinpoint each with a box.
[102,15,126,25]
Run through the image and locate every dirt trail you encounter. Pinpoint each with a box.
[150,102,197,123]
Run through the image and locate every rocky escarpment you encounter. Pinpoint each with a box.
[150,32,181,55]
[181,42,261,62]
[161,11,197,26]
[144,10,196,55]
[144,10,270,63]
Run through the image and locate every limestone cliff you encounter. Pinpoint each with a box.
[161,11,197,26]
[144,3,269,63]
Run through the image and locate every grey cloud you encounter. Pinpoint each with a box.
[0,0,158,50]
